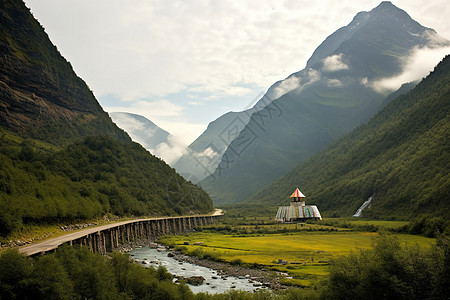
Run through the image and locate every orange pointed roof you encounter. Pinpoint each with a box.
[290,188,305,198]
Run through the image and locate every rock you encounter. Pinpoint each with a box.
[186,276,205,286]
[167,252,175,257]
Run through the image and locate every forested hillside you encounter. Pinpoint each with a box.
[201,2,449,205]
[0,126,213,237]
[0,0,213,237]
[247,55,450,219]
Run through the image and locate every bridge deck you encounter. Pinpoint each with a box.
[19,210,223,256]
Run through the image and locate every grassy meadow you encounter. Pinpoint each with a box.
[159,219,434,286]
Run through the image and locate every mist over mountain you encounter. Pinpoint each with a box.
[109,112,187,165]
[0,0,213,236]
[200,1,450,204]
[173,78,292,183]
[246,55,450,219]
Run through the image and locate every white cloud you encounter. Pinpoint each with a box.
[26,0,385,104]
[187,101,202,106]
[371,46,450,93]
[328,79,343,87]
[360,77,369,86]
[104,99,206,144]
[106,99,183,118]
[23,0,450,142]
[155,121,206,146]
[307,68,321,83]
[272,68,321,99]
[110,112,147,132]
[272,75,301,99]
[193,147,221,160]
[322,54,349,72]
[150,135,188,165]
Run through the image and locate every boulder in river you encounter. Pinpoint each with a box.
[186,276,205,286]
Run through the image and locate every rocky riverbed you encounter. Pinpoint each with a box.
[170,252,285,290]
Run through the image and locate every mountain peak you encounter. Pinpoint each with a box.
[306,1,426,68]
[377,1,394,8]
[201,2,449,205]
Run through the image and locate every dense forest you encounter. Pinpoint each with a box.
[0,130,212,237]
[247,55,450,219]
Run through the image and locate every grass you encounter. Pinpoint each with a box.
[319,217,411,231]
[159,225,435,286]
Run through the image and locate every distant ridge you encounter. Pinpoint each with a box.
[109,112,185,163]
[247,55,450,219]
[200,1,450,205]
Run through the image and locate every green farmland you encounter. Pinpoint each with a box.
[159,220,434,286]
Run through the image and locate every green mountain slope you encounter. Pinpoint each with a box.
[0,0,129,145]
[0,0,213,236]
[246,55,450,219]
[200,2,450,205]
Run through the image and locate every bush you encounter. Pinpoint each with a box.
[409,215,450,237]
[0,246,191,300]
[322,233,450,299]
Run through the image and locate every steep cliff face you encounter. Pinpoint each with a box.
[0,0,129,144]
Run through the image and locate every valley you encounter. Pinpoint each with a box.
[0,0,449,299]
[158,218,435,287]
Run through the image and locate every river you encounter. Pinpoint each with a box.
[130,246,266,294]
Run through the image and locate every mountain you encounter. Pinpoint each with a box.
[109,112,170,150]
[0,0,213,236]
[173,111,252,183]
[109,112,184,164]
[246,55,450,219]
[173,79,289,183]
[200,1,450,204]
[0,1,129,145]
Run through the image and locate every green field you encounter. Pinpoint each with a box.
[159,227,434,286]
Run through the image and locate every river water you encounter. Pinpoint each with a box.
[130,246,265,294]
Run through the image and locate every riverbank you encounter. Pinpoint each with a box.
[121,238,287,290]
[170,251,286,290]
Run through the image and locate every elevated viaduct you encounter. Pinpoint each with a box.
[19,211,223,256]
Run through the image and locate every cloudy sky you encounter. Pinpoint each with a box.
[24,0,449,145]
